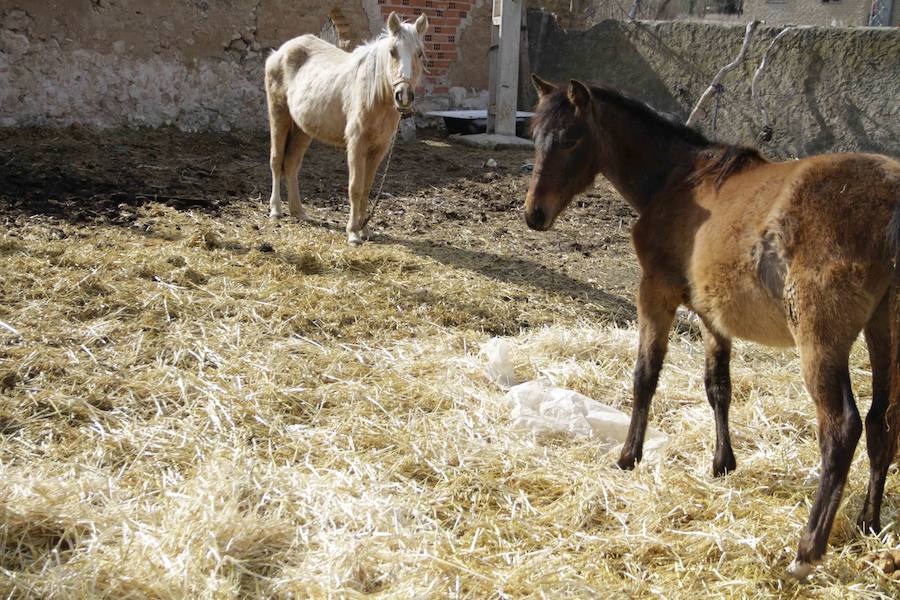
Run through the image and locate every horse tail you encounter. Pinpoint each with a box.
[888,201,900,443]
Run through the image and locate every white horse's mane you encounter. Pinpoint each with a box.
[352,25,424,109]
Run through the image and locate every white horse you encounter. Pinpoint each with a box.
[265,12,428,245]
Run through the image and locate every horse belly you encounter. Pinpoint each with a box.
[713,290,794,346]
[286,67,347,146]
[691,266,796,347]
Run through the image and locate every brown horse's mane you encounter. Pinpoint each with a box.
[689,145,766,189]
[533,84,766,189]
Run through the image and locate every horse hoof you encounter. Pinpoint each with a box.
[289,210,307,221]
[787,560,814,581]
[347,232,364,246]
[712,452,736,477]
[856,514,881,535]
[616,455,637,471]
[269,210,284,220]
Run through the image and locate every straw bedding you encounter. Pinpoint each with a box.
[0,135,898,599]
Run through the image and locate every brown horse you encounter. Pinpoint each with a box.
[524,74,900,579]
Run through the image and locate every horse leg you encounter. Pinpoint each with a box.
[788,310,862,580]
[857,292,895,534]
[358,142,391,240]
[701,320,736,476]
[266,94,292,220]
[617,277,679,469]
[345,139,368,245]
[283,124,312,220]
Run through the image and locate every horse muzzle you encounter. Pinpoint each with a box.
[524,187,557,231]
[393,83,415,112]
[525,202,554,231]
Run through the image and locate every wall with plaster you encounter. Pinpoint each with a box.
[525,14,900,158]
[0,0,492,131]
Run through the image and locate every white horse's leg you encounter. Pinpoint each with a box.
[359,142,391,240]
[283,125,312,219]
[346,139,369,245]
[266,95,292,220]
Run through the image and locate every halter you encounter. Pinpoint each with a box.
[389,50,428,115]
[390,77,416,116]
[391,77,415,88]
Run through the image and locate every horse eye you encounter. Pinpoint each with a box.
[390,46,399,58]
[558,132,580,150]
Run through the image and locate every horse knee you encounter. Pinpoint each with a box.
[270,152,283,175]
[826,408,862,454]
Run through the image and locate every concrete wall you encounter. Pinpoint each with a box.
[524,14,900,158]
[742,0,872,27]
[0,0,492,131]
[531,0,897,29]
[3,0,897,146]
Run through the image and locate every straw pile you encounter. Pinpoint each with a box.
[1,199,897,599]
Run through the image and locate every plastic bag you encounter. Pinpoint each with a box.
[504,380,667,455]
[480,337,520,389]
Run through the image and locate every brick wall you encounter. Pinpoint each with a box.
[376,0,479,95]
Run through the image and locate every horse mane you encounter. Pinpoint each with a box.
[689,145,766,189]
[352,25,424,109]
[591,87,711,147]
[532,84,766,189]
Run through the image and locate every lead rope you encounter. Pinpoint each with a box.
[358,122,401,231]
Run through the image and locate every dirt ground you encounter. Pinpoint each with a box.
[0,126,640,319]
[1,127,897,598]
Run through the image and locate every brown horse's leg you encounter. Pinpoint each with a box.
[283,125,312,219]
[857,293,895,533]
[345,140,368,245]
[617,277,678,470]
[700,321,736,476]
[789,328,862,579]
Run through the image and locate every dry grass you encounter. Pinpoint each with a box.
[1,200,898,599]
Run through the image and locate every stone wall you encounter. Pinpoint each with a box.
[4,0,897,146]
[0,0,492,131]
[524,14,900,158]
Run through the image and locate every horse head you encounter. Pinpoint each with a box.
[524,75,601,232]
[385,12,428,112]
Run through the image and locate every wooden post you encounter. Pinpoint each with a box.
[488,0,522,136]
[487,2,500,132]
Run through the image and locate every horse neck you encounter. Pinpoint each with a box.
[594,101,704,215]
[356,38,394,111]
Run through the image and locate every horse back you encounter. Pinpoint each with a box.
[650,152,898,346]
[268,34,346,80]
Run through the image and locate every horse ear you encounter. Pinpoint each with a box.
[415,13,428,36]
[567,80,591,112]
[387,11,402,36]
[531,74,555,98]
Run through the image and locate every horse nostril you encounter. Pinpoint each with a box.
[395,90,402,103]
[526,206,545,230]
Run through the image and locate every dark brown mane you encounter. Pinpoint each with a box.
[531,83,766,189]
[689,145,767,189]
[592,87,710,147]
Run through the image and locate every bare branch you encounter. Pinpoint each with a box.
[628,0,641,21]
[750,26,794,137]
[686,20,760,128]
